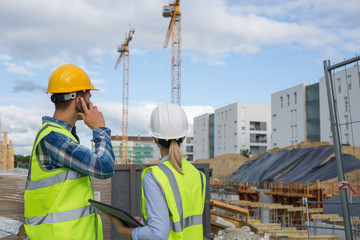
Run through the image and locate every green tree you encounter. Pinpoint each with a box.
[240,149,251,158]
[14,154,30,169]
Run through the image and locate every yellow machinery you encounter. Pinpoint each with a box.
[114,28,135,163]
[162,0,182,105]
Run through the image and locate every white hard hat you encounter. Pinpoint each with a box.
[148,102,191,140]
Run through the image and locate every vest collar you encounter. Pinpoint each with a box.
[42,116,74,133]
[159,155,169,164]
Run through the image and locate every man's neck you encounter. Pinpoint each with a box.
[53,110,77,127]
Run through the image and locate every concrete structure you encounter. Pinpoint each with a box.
[320,64,360,146]
[193,113,214,161]
[110,136,155,164]
[214,103,271,156]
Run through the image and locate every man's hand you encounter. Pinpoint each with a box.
[78,97,105,130]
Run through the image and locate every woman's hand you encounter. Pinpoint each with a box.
[107,214,134,238]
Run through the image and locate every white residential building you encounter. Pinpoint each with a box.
[319,65,360,146]
[193,113,214,160]
[181,124,194,162]
[271,64,360,148]
[271,84,309,148]
[214,102,271,156]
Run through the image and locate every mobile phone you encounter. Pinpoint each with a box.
[76,99,90,113]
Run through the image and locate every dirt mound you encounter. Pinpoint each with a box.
[194,153,248,180]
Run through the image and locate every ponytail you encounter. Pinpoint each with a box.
[169,140,184,174]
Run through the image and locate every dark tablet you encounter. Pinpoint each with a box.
[88,199,144,228]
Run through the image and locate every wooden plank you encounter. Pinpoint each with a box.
[311,214,339,219]
[211,199,249,221]
[288,235,339,240]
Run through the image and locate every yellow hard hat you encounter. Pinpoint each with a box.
[46,64,98,93]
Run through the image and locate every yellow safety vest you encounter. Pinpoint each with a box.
[141,159,206,239]
[24,122,103,240]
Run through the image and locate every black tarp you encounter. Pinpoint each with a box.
[324,196,360,217]
[225,147,360,186]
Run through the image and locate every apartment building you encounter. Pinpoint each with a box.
[193,113,214,160]
[214,102,271,156]
[110,135,155,164]
[271,84,309,148]
[319,65,360,146]
[272,64,360,148]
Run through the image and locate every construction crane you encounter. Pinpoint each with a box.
[162,0,182,105]
[114,28,135,164]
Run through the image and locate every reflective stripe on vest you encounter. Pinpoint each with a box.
[25,205,95,225]
[26,170,85,190]
[156,163,205,232]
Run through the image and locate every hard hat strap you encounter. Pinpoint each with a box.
[157,138,184,148]
[50,92,77,103]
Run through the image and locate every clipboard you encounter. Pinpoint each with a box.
[88,199,144,228]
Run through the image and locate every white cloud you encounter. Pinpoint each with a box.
[0,0,358,67]
[0,54,11,61]
[3,62,34,76]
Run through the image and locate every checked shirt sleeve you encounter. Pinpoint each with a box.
[43,127,115,179]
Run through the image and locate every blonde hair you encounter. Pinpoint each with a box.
[169,140,184,174]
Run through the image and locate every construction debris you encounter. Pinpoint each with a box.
[214,226,268,240]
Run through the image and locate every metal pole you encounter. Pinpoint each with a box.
[323,60,353,240]
[303,197,311,240]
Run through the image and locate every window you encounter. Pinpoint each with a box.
[337,78,341,93]
[345,115,349,130]
[280,96,283,108]
[347,74,352,90]
[287,94,290,107]
[294,125,297,138]
[290,110,293,123]
[344,97,349,112]
[294,92,297,105]
[294,109,297,122]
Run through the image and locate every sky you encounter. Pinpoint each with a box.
[0,0,360,155]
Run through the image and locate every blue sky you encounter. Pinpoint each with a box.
[0,0,359,155]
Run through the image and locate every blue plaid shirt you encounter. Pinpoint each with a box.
[35,116,115,179]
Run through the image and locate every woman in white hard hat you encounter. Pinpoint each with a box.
[108,102,206,239]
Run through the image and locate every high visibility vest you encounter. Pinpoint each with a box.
[24,122,103,240]
[141,159,206,239]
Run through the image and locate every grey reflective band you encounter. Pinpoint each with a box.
[157,164,183,219]
[26,170,86,190]
[170,214,203,232]
[25,205,95,225]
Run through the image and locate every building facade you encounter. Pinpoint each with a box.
[271,84,308,148]
[110,136,155,164]
[180,124,194,162]
[319,65,360,146]
[214,102,271,157]
[272,64,360,148]
[193,113,214,160]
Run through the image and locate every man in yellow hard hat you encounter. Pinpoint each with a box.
[24,64,115,240]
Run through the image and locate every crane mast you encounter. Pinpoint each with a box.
[115,28,135,164]
[163,0,181,105]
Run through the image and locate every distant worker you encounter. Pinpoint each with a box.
[24,64,115,240]
[108,102,206,239]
